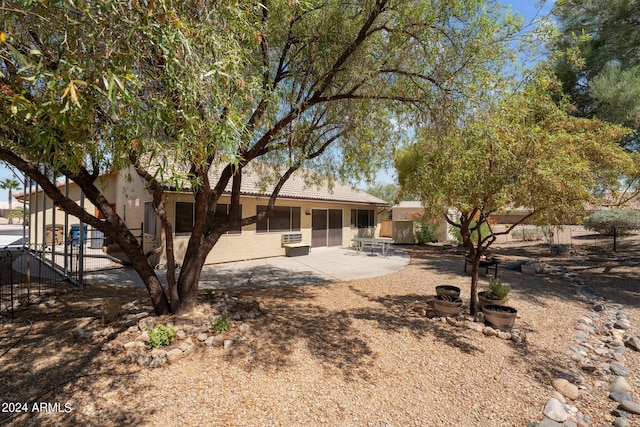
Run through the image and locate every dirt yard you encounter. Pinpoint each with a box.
[1,232,639,426]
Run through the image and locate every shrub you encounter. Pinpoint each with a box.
[583,209,640,236]
[485,278,510,301]
[212,316,229,335]
[511,226,544,241]
[204,289,219,301]
[414,218,438,244]
[146,324,176,350]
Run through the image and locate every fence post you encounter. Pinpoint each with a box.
[10,253,13,318]
[78,191,85,287]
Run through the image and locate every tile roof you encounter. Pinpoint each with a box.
[165,162,388,206]
[392,201,424,209]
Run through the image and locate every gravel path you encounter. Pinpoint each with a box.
[1,244,639,426]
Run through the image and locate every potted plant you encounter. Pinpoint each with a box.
[435,285,461,298]
[432,294,464,317]
[477,278,510,309]
[482,304,517,331]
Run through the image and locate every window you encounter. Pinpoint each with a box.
[350,209,375,228]
[214,203,242,235]
[174,202,242,235]
[256,206,301,233]
[175,202,195,234]
[143,202,157,236]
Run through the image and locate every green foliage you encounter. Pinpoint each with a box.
[590,64,640,130]
[396,65,631,313]
[146,325,175,350]
[7,207,27,219]
[414,218,438,244]
[552,0,640,137]
[366,183,399,206]
[583,209,640,236]
[212,317,229,336]
[450,220,491,245]
[485,278,510,301]
[204,289,219,302]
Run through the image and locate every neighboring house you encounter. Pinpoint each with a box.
[390,201,454,244]
[19,164,388,265]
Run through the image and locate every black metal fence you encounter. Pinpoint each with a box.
[0,247,68,318]
[0,224,150,318]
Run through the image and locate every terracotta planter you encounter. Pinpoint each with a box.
[435,285,461,299]
[477,291,508,309]
[482,304,517,331]
[433,294,463,317]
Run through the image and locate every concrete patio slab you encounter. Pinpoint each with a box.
[83,246,410,290]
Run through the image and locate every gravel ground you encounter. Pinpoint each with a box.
[1,241,639,426]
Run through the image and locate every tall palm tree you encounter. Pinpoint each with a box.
[0,178,21,224]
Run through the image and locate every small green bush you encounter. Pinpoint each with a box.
[213,317,229,336]
[511,226,544,241]
[146,324,175,350]
[414,218,438,244]
[485,278,510,301]
[204,289,219,301]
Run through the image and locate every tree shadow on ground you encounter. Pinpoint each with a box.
[196,264,332,290]
[227,279,485,382]
[0,285,155,426]
[349,289,484,354]
[223,297,377,381]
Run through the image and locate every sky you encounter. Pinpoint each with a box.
[0,0,557,201]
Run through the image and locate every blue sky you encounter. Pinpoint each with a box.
[0,0,556,200]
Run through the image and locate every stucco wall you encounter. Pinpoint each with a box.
[26,170,385,266]
[27,171,153,247]
[161,195,383,265]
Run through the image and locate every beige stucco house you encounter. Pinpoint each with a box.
[22,164,388,266]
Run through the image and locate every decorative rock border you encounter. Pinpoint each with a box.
[528,274,640,426]
[87,293,267,368]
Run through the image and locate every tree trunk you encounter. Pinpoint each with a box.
[129,255,171,315]
[176,247,209,314]
[469,257,480,315]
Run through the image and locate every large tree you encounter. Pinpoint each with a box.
[396,67,631,314]
[0,0,525,314]
[552,0,640,129]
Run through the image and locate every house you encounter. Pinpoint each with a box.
[390,201,454,244]
[20,163,389,266]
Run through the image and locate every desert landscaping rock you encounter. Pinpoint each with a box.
[543,398,568,423]
[613,418,631,427]
[166,348,184,364]
[609,376,633,393]
[611,364,631,377]
[625,335,640,351]
[614,319,631,330]
[620,400,640,415]
[552,378,580,400]
[609,391,633,403]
